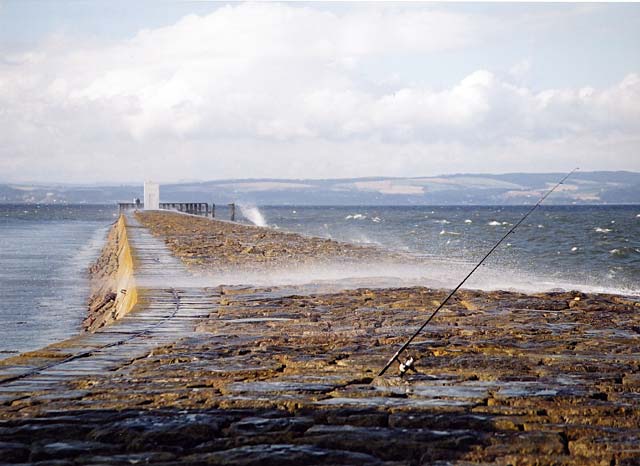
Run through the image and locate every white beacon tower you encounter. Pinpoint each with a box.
[143,181,160,210]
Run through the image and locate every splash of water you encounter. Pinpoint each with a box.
[136,257,640,297]
[238,204,267,227]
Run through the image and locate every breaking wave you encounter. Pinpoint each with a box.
[238,204,267,227]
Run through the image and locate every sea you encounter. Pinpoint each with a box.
[0,205,117,359]
[246,204,640,295]
[1,203,639,359]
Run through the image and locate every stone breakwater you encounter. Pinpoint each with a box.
[135,210,407,273]
[0,210,639,465]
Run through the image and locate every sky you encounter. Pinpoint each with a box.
[0,1,639,184]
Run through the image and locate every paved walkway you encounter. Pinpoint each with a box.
[0,214,216,404]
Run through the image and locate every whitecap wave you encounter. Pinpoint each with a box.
[609,247,640,257]
[488,221,501,226]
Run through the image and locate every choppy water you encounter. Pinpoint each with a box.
[0,204,638,359]
[248,205,640,296]
[0,205,117,358]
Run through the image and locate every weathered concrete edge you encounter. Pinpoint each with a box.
[83,214,138,332]
[110,214,138,324]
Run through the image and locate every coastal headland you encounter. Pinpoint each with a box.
[0,210,639,465]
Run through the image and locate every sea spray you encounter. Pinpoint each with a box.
[220,205,640,296]
[238,204,267,227]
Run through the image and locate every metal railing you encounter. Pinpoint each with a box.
[118,202,215,217]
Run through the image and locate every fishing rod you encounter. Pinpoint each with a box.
[377,168,579,377]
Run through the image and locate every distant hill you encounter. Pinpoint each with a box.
[1,171,639,205]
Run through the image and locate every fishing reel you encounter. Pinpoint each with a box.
[398,356,417,377]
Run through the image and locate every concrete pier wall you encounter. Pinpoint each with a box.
[84,215,137,331]
[113,215,137,321]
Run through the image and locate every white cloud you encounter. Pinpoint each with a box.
[509,59,532,80]
[0,2,638,183]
